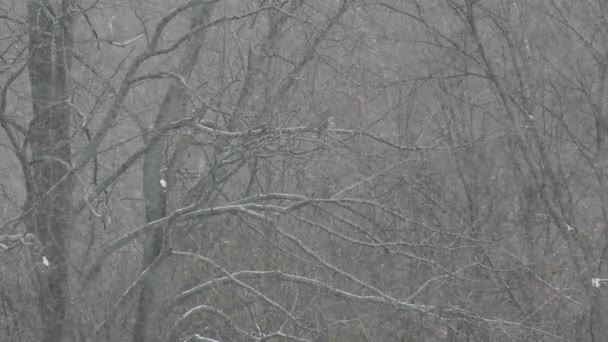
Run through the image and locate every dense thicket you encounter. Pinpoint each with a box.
[2,1,608,341]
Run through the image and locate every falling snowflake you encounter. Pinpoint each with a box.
[42,256,50,267]
[160,179,167,188]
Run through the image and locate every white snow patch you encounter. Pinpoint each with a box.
[592,278,605,288]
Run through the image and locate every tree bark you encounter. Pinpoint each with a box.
[25,1,75,341]
[133,3,215,342]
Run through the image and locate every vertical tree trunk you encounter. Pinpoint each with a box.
[591,190,608,341]
[25,1,74,341]
[592,284,608,341]
[133,4,214,342]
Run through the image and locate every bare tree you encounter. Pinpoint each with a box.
[7,0,608,341]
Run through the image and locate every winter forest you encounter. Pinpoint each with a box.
[2,0,608,341]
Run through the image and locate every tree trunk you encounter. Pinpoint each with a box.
[133,4,214,342]
[591,246,608,341]
[25,1,74,341]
